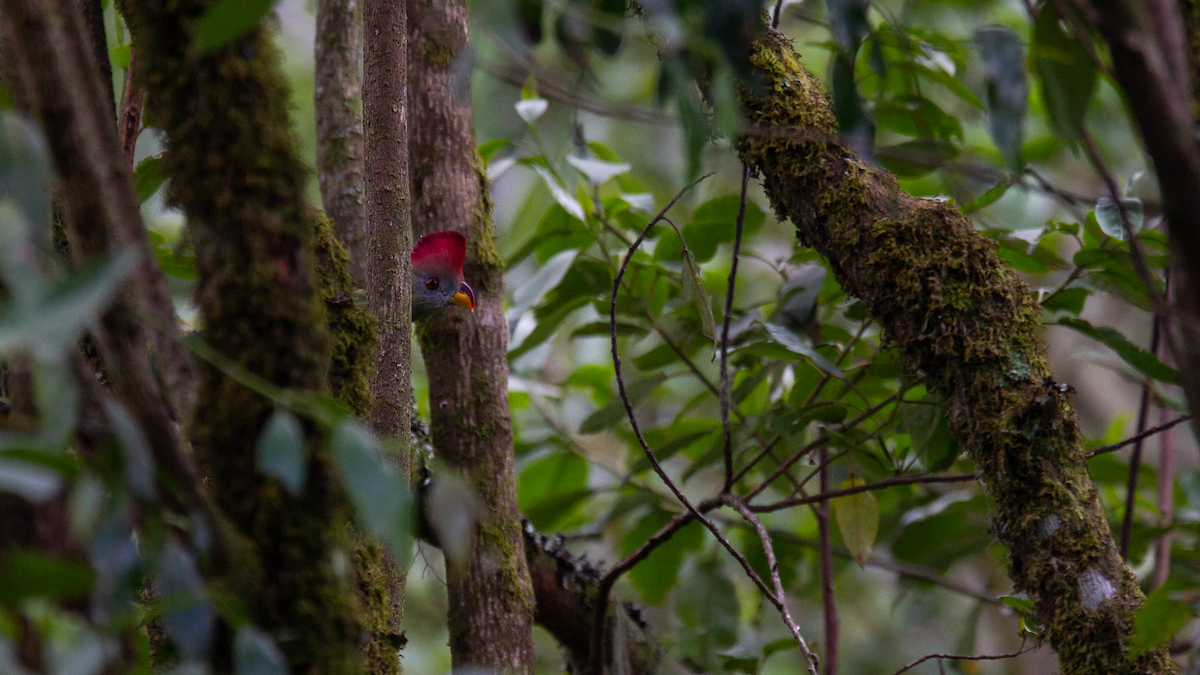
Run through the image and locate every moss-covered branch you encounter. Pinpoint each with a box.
[731,30,1173,675]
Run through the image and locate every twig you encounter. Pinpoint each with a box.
[600,173,779,672]
[720,165,750,492]
[117,46,143,168]
[723,494,820,675]
[753,473,977,513]
[890,642,1033,675]
[771,0,785,27]
[1085,414,1192,458]
[1121,309,1162,558]
[744,390,903,502]
[1153,403,1176,587]
[816,448,837,675]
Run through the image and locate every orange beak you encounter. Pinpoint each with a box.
[451,281,475,311]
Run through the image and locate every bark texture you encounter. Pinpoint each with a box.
[731,30,1173,675]
[363,0,413,669]
[1078,0,1200,447]
[118,1,369,671]
[316,0,368,286]
[407,0,536,671]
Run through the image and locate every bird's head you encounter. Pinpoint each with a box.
[411,231,476,320]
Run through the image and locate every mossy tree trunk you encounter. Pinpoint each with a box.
[316,0,368,287]
[407,0,536,671]
[118,1,371,671]
[730,30,1173,675]
[362,0,415,670]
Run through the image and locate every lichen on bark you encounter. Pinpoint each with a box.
[733,29,1173,675]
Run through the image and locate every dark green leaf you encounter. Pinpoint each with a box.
[194,0,278,52]
[681,195,766,262]
[331,421,412,560]
[1032,3,1096,143]
[876,138,960,178]
[1040,286,1088,314]
[256,408,306,495]
[1056,317,1179,384]
[975,26,1027,169]
[873,96,962,141]
[1129,582,1194,658]
[1095,197,1145,241]
[158,541,215,661]
[518,451,588,529]
[960,178,1014,215]
[478,138,511,164]
[0,550,94,605]
[622,516,703,605]
[579,373,666,435]
[677,557,739,667]
[761,322,845,377]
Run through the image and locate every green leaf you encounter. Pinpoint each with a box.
[518,451,589,530]
[1056,317,1179,384]
[677,557,739,665]
[515,98,549,124]
[578,373,666,435]
[256,408,306,495]
[1032,3,1096,143]
[330,421,412,560]
[0,550,94,605]
[876,138,960,179]
[1094,197,1144,241]
[682,195,766,262]
[621,515,703,604]
[873,96,962,141]
[532,166,585,221]
[0,249,137,359]
[111,44,131,71]
[833,477,879,566]
[478,138,511,164]
[975,26,1027,169]
[899,396,960,471]
[682,248,716,351]
[566,155,631,185]
[1129,582,1194,658]
[509,250,578,318]
[960,178,1014,215]
[234,626,288,675]
[760,321,845,377]
[193,0,277,52]
[1040,286,1088,314]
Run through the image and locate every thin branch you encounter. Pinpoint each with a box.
[601,174,779,670]
[117,46,142,168]
[753,473,977,513]
[1085,414,1192,458]
[721,165,750,492]
[722,494,820,675]
[1121,310,1162,558]
[816,448,838,675]
[890,642,1033,675]
[744,389,903,502]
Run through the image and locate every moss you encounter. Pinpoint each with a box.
[733,29,1174,675]
[118,1,370,672]
[314,211,375,416]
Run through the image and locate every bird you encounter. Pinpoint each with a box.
[411,231,476,321]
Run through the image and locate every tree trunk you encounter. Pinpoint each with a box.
[118,1,369,671]
[730,29,1172,675]
[407,0,536,671]
[363,0,414,670]
[316,0,368,286]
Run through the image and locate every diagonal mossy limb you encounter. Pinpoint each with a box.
[732,29,1174,675]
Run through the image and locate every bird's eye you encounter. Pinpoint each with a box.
[425,277,440,291]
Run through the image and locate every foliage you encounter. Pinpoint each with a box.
[0,0,1196,674]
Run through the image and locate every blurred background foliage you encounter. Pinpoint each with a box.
[0,0,1196,673]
